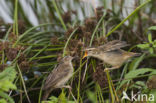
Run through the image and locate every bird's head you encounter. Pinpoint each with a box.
[82,48,98,59]
[62,56,74,64]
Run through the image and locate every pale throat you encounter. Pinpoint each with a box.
[90,54,102,60]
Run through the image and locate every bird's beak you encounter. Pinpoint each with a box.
[82,51,88,59]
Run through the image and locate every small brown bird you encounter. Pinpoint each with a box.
[83,40,141,70]
[42,56,74,100]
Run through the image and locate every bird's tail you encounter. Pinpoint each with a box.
[42,88,53,101]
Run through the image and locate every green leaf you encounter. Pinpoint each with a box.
[49,96,58,101]
[0,80,17,91]
[41,101,55,103]
[126,68,155,79]
[0,91,15,103]
[0,66,17,103]
[148,33,152,43]
[86,90,97,103]
[149,69,156,75]
[153,40,156,47]
[148,26,156,30]
[135,81,146,87]
[58,91,67,103]
[129,81,147,89]
[42,95,75,103]
[119,68,156,88]
[137,43,149,49]
[0,66,17,82]
[67,101,75,103]
[0,99,7,103]
[149,48,154,54]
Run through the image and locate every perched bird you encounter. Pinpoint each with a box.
[83,40,141,70]
[42,56,74,100]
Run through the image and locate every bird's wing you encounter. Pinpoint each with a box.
[43,64,71,90]
[98,40,129,52]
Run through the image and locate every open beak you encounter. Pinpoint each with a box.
[82,51,88,59]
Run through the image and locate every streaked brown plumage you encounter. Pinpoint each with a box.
[83,40,141,70]
[42,56,74,100]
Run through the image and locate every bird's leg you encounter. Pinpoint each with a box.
[62,85,77,103]
[61,85,72,89]
[68,87,77,103]
[104,66,120,71]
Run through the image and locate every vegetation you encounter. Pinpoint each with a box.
[0,0,156,103]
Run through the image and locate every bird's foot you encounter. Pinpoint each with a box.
[62,85,72,90]
[104,68,109,72]
[104,66,120,72]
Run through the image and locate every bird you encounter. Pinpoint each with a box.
[83,40,141,71]
[42,56,74,100]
